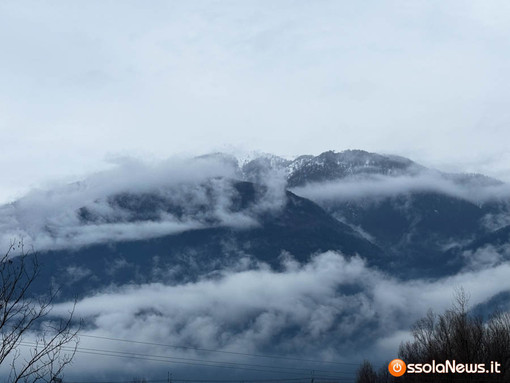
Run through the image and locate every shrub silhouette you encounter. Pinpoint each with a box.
[356,360,393,383]
[356,290,510,382]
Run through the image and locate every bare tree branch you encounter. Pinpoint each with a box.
[0,240,79,383]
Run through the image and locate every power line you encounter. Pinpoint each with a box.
[20,342,510,383]
[78,334,363,367]
[63,343,356,376]
[18,342,356,381]
[19,342,505,383]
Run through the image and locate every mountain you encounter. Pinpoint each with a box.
[285,150,422,187]
[461,224,510,252]
[241,150,421,187]
[32,181,386,298]
[443,224,510,273]
[4,149,510,381]
[325,191,489,277]
[241,150,509,277]
[3,149,508,297]
[242,149,502,187]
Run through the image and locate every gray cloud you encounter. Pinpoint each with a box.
[462,243,510,271]
[291,171,510,205]
[2,1,510,379]
[2,1,510,203]
[2,153,509,253]
[481,209,510,232]
[40,250,510,380]
[0,156,276,251]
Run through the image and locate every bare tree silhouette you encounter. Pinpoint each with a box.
[357,289,510,383]
[0,240,79,383]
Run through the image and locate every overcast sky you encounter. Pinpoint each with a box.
[1,0,510,202]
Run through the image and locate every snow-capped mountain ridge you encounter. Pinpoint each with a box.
[239,149,502,188]
[2,148,510,298]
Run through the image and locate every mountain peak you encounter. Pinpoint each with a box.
[285,149,422,187]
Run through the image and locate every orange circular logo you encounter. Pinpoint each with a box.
[388,359,406,377]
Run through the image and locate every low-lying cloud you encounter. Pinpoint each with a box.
[291,171,510,205]
[41,250,510,380]
[0,155,287,252]
[2,153,510,253]
[2,152,510,380]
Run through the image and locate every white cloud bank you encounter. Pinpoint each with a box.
[40,250,510,380]
[0,155,278,252]
[1,152,509,253]
[291,172,510,205]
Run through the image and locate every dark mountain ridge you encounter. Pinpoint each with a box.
[3,149,509,299]
[31,181,386,298]
[242,149,502,188]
